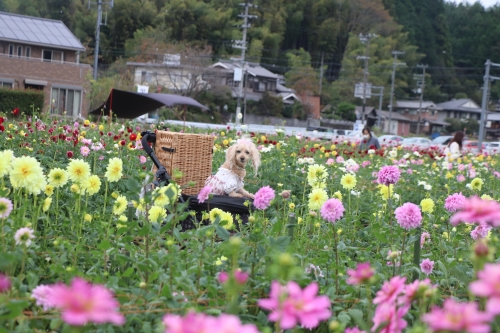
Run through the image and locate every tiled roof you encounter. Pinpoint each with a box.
[0,11,84,51]
[436,99,481,112]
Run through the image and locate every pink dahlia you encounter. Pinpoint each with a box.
[32,285,54,311]
[0,273,11,293]
[139,156,147,164]
[420,258,434,276]
[0,197,13,219]
[470,263,500,316]
[471,224,492,240]
[420,232,430,248]
[217,270,248,285]
[422,299,492,333]
[373,276,406,305]
[320,198,345,224]
[450,196,500,227]
[394,203,422,229]
[372,302,409,333]
[403,279,436,305]
[377,165,401,186]
[346,262,375,285]
[253,186,275,210]
[46,277,125,326]
[345,327,366,333]
[444,192,466,213]
[197,185,212,204]
[163,312,216,333]
[258,281,331,329]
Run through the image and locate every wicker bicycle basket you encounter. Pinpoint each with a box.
[153,131,215,196]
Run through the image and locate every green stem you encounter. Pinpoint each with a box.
[332,224,339,295]
[103,180,109,215]
[399,231,408,276]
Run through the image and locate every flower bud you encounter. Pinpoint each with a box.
[139,281,147,288]
[281,190,291,199]
[329,320,340,331]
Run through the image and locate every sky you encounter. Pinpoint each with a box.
[448,0,499,7]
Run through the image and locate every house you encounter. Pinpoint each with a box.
[0,12,91,117]
[208,60,301,105]
[486,112,500,139]
[127,54,210,95]
[392,100,448,134]
[357,106,412,136]
[435,99,482,122]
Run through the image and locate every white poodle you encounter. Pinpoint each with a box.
[205,137,261,199]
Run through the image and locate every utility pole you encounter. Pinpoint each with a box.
[371,86,384,128]
[388,51,405,134]
[415,64,428,135]
[233,2,257,127]
[319,51,324,95]
[357,34,376,123]
[478,59,500,150]
[89,0,113,80]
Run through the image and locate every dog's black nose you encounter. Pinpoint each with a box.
[240,157,245,162]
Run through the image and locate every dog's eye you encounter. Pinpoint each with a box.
[245,150,250,154]
[236,150,241,153]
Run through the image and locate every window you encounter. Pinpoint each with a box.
[257,82,266,92]
[8,44,14,57]
[227,79,238,87]
[447,111,450,118]
[50,87,82,117]
[0,81,13,88]
[17,46,22,58]
[25,47,31,58]
[141,71,146,83]
[43,50,64,63]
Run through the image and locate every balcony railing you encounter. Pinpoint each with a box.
[0,53,90,67]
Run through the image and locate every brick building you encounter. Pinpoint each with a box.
[0,12,91,117]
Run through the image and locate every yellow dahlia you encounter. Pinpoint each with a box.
[66,159,91,184]
[340,173,356,190]
[470,178,483,191]
[104,157,123,182]
[113,195,128,215]
[9,156,46,194]
[0,150,15,177]
[420,198,435,214]
[148,205,166,222]
[42,197,52,212]
[82,175,101,196]
[308,188,328,211]
[48,168,69,188]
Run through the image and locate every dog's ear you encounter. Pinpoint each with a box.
[225,144,237,169]
[250,143,261,175]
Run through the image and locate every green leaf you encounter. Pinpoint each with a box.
[122,267,134,278]
[347,309,364,325]
[98,239,112,251]
[337,241,347,250]
[215,225,230,241]
[0,300,29,320]
[337,312,351,324]
[161,284,172,298]
[50,318,63,330]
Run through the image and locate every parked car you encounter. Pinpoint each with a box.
[463,140,486,154]
[401,137,432,149]
[378,135,404,146]
[485,142,500,155]
[430,135,453,153]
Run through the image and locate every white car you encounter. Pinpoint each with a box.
[401,137,432,149]
[485,142,500,155]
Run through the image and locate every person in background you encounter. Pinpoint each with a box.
[444,131,464,161]
[359,126,381,150]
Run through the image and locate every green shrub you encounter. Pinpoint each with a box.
[0,88,44,115]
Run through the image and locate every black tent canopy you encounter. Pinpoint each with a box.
[89,89,209,119]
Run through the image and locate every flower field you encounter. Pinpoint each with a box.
[1,114,500,333]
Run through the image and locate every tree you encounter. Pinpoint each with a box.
[285,48,320,96]
[336,102,356,121]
